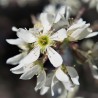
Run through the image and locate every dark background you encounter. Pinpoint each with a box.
[0,0,98,98]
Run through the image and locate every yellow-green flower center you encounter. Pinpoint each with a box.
[38,35,50,48]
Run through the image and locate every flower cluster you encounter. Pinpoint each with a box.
[6,1,98,98]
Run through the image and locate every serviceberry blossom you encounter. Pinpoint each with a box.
[40,66,79,96]
[6,7,67,70]
[6,2,98,97]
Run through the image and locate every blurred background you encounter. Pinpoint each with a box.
[0,0,98,98]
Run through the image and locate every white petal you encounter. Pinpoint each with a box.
[66,66,78,78]
[11,67,24,74]
[6,38,25,45]
[47,47,63,67]
[35,70,46,91]
[40,86,49,95]
[69,24,91,41]
[51,28,67,42]
[12,26,18,32]
[54,13,62,23]
[6,38,28,50]
[6,53,24,65]
[51,75,58,96]
[66,6,71,19]
[56,68,69,82]
[71,76,79,85]
[20,46,40,65]
[20,65,40,80]
[10,63,24,71]
[17,28,36,43]
[58,6,66,15]
[68,19,86,31]
[85,32,98,38]
[40,72,54,95]
[39,13,52,33]
[54,6,65,23]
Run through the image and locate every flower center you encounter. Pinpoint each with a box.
[38,35,50,48]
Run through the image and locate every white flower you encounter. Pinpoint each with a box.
[40,66,79,96]
[52,66,79,96]
[55,66,79,87]
[6,8,67,92]
[15,12,67,68]
[7,6,67,68]
[6,37,29,65]
[66,19,92,41]
[10,60,46,90]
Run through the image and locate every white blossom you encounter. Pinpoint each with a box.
[10,60,46,90]
[40,66,79,96]
[6,7,67,69]
[66,19,92,41]
[16,13,67,68]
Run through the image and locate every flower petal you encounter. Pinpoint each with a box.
[85,32,98,38]
[6,38,28,50]
[55,68,69,82]
[10,63,24,71]
[67,19,86,31]
[39,13,52,33]
[51,28,67,42]
[66,66,78,78]
[17,28,36,43]
[54,6,65,23]
[12,26,18,32]
[20,46,40,65]
[35,70,46,91]
[40,72,54,95]
[20,65,40,80]
[11,67,24,74]
[69,24,91,41]
[40,86,49,95]
[71,76,79,85]
[47,47,63,67]
[6,38,25,45]
[51,75,58,96]
[6,53,24,65]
